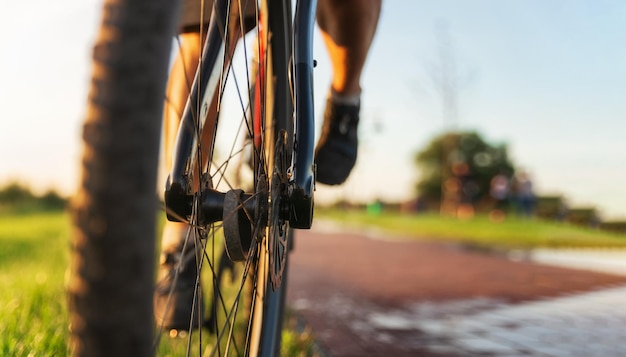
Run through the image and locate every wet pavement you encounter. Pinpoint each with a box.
[293,285,626,356]
[287,222,626,356]
[530,248,626,276]
[385,286,626,356]
[414,248,626,356]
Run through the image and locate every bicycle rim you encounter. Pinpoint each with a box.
[156,0,294,356]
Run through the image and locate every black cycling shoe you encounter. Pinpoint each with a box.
[154,238,203,332]
[315,98,360,185]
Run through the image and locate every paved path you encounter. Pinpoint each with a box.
[286,222,626,356]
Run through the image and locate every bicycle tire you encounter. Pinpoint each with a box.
[69,0,178,356]
[155,0,295,356]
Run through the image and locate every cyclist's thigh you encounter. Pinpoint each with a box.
[179,0,212,32]
[179,0,256,33]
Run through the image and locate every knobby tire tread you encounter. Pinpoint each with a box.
[69,1,178,356]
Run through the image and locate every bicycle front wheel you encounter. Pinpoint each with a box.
[70,0,296,355]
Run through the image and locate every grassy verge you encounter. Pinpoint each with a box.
[315,208,626,249]
[281,310,322,357]
[0,210,315,356]
[0,211,70,356]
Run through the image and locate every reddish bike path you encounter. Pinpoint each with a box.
[285,223,626,356]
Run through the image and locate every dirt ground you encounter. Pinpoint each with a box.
[285,226,626,357]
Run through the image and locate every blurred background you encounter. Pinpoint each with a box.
[2,1,625,222]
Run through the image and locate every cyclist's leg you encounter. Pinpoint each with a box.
[161,30,216,238]
[155,30,217,330]
[163,33,204,174]
[317,0,382,97]
[314,0,382,185]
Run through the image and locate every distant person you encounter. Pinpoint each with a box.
[489,173,510,221]
[155,0,382,330]
[453,161,477,219]
[513,171,535,217]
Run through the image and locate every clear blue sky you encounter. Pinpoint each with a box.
[1,1,625,218]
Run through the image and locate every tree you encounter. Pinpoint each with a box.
[415,131,515,211]
[40,190,67,210]
[0,182,36,205]
[0,182,67,211]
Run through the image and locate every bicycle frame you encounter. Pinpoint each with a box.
[291,0,316,228]
[164,0,316,229]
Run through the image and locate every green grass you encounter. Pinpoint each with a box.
[0,211,70,356]
[280,311,321,357]
[315,208,626,249]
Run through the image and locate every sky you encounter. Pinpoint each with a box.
[1,1,625,219]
